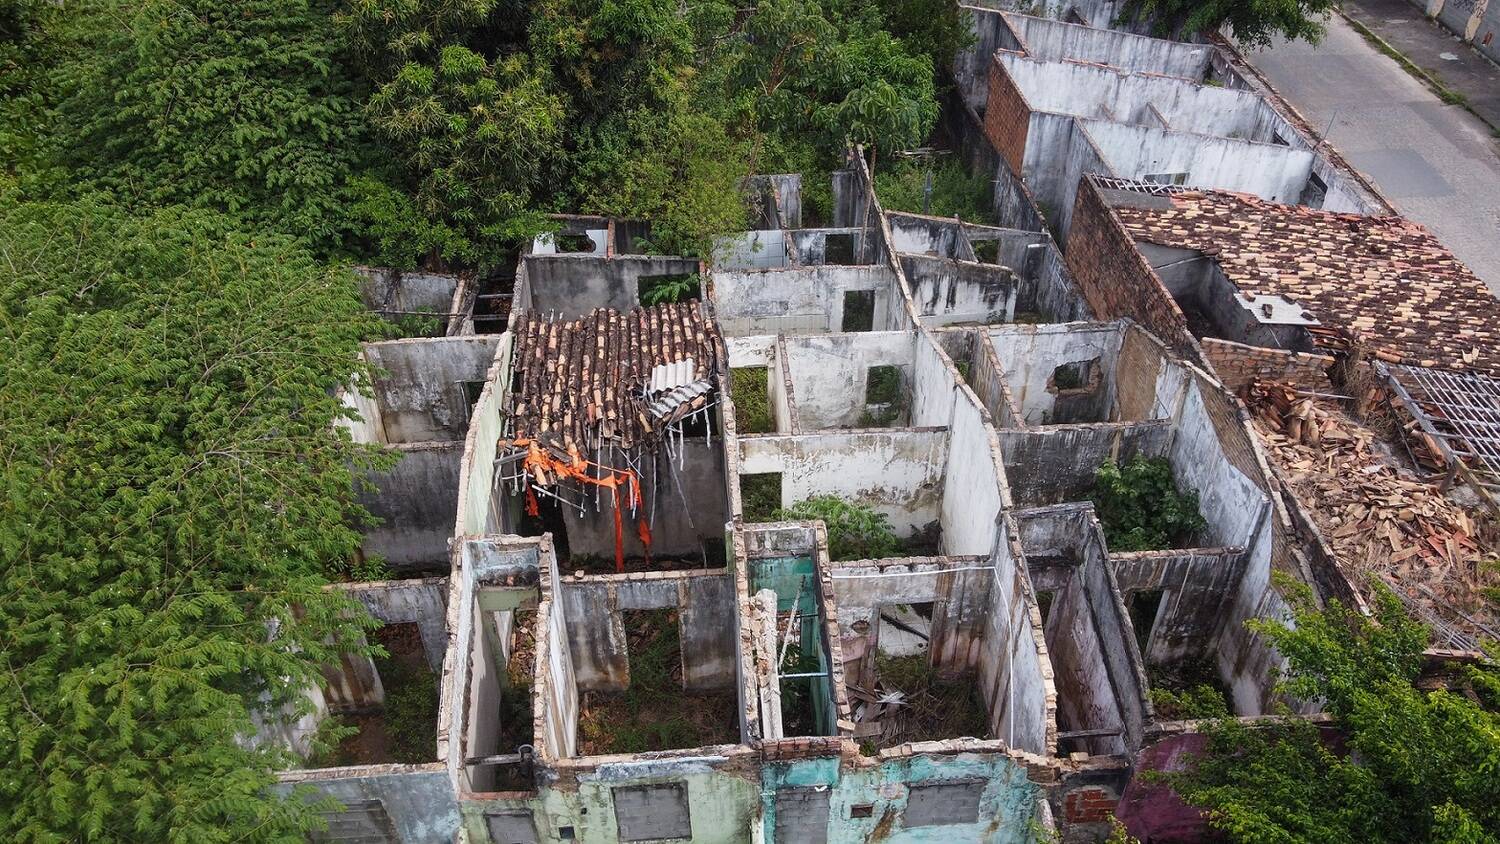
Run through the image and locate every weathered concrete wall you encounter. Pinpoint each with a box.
[356,267,461,324]
[520,254,701,319]
[998,422,1173,506]
[1019,111,1114,236]
[1001,12,1214,78]
[275,765,459,843]
[782,331,917,430]
[340,578,450,670]
[761,750,1045,843]
[454,336,509,536]
[337,372,386,445]
[998,52,1286,143]
[738,430,948,536]
[1078,119,1315,205]
[712,265,905,336]
[363,336,501,443]
[831,556,994,677]
[1112,548,1247,667]
[788,228,876,266]
[1018,505,1147,756]
[558,439,728,560]
[988,323,1124,425]
[979,517,1053,754]
[887,213,972,258]
[715,230,792,270]
[902,254,1019,326]
[942,392,1007,556]
[359,442,462,569]
[1168,382,1268,549]
[559,570,738,694]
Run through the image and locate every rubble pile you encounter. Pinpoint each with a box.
[1244,380,1497,640]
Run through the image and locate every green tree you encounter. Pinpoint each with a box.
[1120,0,1336,48]
[1090,456,1207,551]
[47,0,362,250]
[0,197,390,841]
[1167,580,1500,843]
[356,45,562,267]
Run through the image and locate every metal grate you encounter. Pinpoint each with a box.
[1089,175,1197,197]
[1383,363,1500,513]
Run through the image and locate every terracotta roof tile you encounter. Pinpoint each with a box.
[507,303,722,452]
[1114,190,1500,375]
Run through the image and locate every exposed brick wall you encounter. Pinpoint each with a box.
[983,54,1031,176]
[1201,338,1334,394]
[1063,180,1195,360]
[1063,786,1119,824]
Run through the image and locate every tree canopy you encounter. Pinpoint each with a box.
[0,198,388,840]
[1120,0,1337,48]
[1166,580,1500,843]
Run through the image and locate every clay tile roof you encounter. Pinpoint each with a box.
[1113,189,1500,376]
[507,302,722,452]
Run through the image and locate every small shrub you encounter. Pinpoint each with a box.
[1151,684,1231,720]
[1090,456,1206,552]
[775,496,901,561]
[874,158,992,221]
[640,273,701,305]
[741,474,782,522]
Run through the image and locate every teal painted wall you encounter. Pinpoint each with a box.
[761,752,1042,844]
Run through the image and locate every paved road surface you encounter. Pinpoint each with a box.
[1243,14,1500,292]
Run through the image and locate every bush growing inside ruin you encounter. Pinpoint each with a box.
[1090,456,1207,551]
[1163,578,1500,842]
[775,496,902,561]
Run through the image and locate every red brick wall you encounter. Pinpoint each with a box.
[1063,786,1119,824]
[1201,338,1334,393]
[1063,179,1195,359]
[983,54,1031,175]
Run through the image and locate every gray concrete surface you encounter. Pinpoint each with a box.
[1241,14,1500,291]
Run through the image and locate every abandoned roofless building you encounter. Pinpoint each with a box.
[256,7,1500,844]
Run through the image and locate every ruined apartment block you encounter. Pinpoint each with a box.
[252,5,1500,839]
[258,136,1376,843]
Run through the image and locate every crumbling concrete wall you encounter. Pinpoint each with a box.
[988,323,1124,425]
[337,373,386,445]
[738,430,948,536]
[363,336,501,443]
[520,254,701,319]
[358,442,462,569]
[713,265,906,336]
[715,230,792,270]
[1001,12,1214,78]
[557,570,738,695]
[782,332,917,429]
[978,517,1053,754]
[902,254,1019,327]
[998,422,1173,506]
[887,212,972,259]
[788,228,876,266]
[341,578,450,670]
[356,267,462,329]
[830,556,994,677]
[1017,505,1148,755]
[1078,119,1316,205]
[1112,548,1247,668]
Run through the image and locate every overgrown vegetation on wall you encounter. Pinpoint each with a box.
[1089,456,1207,552]
[1165,580,1500,843]
[775,496,902,561]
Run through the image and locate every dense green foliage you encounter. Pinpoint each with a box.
[775,496,902,561]
[730,368,774,434]
[1168,580,1500,843]
[0,198,388,839]
[1120,0,1335,48]
[1090,456,1207,551]
[874,156,993,220]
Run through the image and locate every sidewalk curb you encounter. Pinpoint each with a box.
[1338,9,1500,135]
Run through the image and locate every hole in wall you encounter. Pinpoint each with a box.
[824,232,856,264]
[841,290,875,332]
[1129,589,1165,655]
[849,804,875,819]
[1050,359,1098,393]
[556,233,596,253]
[740,472,782,522]
[731,366,773,433]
